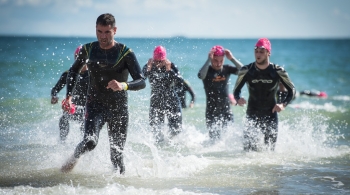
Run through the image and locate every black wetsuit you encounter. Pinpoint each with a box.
[198,64,240,139]
[175,80,195,109]
[233,62,295,151]
[142,63,183,142]
[51,70,89,141]
[66,41,145,173]
[300,90,322,97]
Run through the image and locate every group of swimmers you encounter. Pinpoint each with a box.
[51,13,326,175]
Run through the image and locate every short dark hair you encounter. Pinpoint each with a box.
[96,13,115,27]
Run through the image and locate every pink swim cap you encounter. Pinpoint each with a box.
[211,45,225,56]
[153,46,167,60]
[255,38,271,53]
[69,104,76,114]
[318,91,327,98]
[74,45,82,59]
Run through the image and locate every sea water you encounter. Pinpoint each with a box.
[0,36,349,194]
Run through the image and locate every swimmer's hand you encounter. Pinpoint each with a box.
[224,49,234,60]
[272,104,285,113]
[62,97,72,112]
[208,49,215,60]
[164,59,171,71]
[51,96,58,104]
[147,58,153,71]
[107,79,126,91]
[236,97,246,106]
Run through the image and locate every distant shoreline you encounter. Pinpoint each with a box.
[0,34,349,40]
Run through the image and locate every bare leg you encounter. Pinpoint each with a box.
[61,154,78,173]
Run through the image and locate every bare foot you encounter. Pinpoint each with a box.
[61,155,78,173]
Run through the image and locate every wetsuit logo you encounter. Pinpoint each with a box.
[252,79,273,83]
[212,76,226,82]
[97,61,108,68]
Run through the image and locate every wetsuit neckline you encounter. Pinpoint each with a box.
[211,65,223,73]
[99,41,118,50]
[254,62,270,71]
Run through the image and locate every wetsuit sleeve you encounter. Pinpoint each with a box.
[277,91,288,104]
[225,56,243,75]
[51,71,68,97]
[66,46,87,97]
[184,81,195,103]
[233,66,249,100]
[225,65,240,75]
[198,58,211,79]
[169,63,184,84]
[229,56,243,70]
[124,51,146,91]
[276,66,296,106]
[142,64,149,79]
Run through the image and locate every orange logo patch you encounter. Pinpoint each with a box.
[212,76,226,82]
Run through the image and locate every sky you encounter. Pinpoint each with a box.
[0,0,349,39]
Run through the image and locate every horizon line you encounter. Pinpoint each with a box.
[0,34,349,40]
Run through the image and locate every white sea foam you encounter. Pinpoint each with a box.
[289,101,346,112]
[332,95,350,101]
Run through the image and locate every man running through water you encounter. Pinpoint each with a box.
[61,13,146,174]
[198,45,243,141]
[142,45,184,143]
[51,46,88,142]
[233,38,295,151]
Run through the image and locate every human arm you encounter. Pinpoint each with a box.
[168,62,184,85]
[120,51,146,91]
[225,49,243,69]
[142,62,150,79]
[183,81,195,108]
[63,46,87,110]
[198,49,215,79]
[228,94,237,105]
[233,67,248,106]
[277,67,296,106]
[276,83,288,104]
[198,58,211,79]
[272,66,296,113]
[51,71,68,104]
[144,58,154,76]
